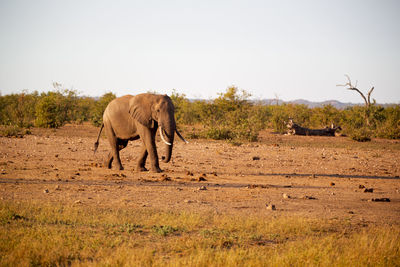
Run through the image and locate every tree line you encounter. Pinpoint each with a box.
[0,86,399,141]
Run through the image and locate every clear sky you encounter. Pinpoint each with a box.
[0,0,399,103]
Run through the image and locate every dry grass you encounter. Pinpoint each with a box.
[1,200,399,266]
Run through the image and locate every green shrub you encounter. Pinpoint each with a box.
[91,92,116,126]
[350,127,372,142]
[34,90,77,128]
[0,125,31,138]
[0,88,399,141]
[0,92,38,127]
[197,86,266,142]
[375,105,400,139]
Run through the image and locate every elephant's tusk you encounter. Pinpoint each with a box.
[159,127,172,146]
[176,129,189,144]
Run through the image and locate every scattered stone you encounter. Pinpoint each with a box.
[186,171,194,176]
[198,186,207,191]
[252,156,260,161]
[212,172,218,176]
[359,185,366,189]
[266,204,276,210]
[112,173,127,178]
[74,200,82,204]
[43,189,49,194]
[363,188,374,193]
[330,182,335,186]
[1,169,6,175]
[282,193,291,199]
[198,176,207,182]
[184,199,195,203]
[348,211,355,214]
[247,184,268,189]
[54,185,61,191]
[162,176,172,182]
[75,172,80,176]
[370,198,390,202]
[55,154,59,158]
[302,195,316,200]
[176,188,183,191]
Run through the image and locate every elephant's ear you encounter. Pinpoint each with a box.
[128,95,154,128]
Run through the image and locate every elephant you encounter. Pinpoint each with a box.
[93,93,188,172]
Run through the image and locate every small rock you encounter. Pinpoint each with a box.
[74,200,82,204]
[198,177,207,182]
[348,211,354,214]
[184,199,194,203]
[302,195,316,200]
[363,188,374,193]
[198,186,207,191]
[252,156,260,161]
[370,198,390,202]
[186,171,194,176]
[282,193,291,199]
[43,189,49,194]
[212,172,218,176]
[54,185,61,191]
[330,182,335,186]
[359,184,365,189]
[266,204,276,210]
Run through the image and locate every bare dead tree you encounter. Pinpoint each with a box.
[337,74,375,126]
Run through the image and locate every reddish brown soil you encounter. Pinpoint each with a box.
[1,123,400,224]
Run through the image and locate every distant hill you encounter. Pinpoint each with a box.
[259,99,396,109]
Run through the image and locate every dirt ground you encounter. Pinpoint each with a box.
[1,123,400,224]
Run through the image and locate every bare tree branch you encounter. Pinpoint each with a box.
[337,74,368,106]
[367,87,374,105]
[348,87,368,106]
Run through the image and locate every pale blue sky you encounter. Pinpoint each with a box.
[0,0,399,103]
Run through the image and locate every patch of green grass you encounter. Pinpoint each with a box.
[0,201,399,266]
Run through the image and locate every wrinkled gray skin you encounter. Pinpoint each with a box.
[94,93,184,173]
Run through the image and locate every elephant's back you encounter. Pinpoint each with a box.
[105,95,133,114]
[103,95,136,138]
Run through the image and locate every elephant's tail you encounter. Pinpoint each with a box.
[94,123,104,154]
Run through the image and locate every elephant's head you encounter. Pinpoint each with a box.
[128,93,187,163]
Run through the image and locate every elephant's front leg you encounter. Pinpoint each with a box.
[140,127,162,173]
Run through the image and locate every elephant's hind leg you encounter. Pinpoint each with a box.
[105,152,113,169]
[105,139,127,169]
[136,144,148,172]
[105,126,124,170]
